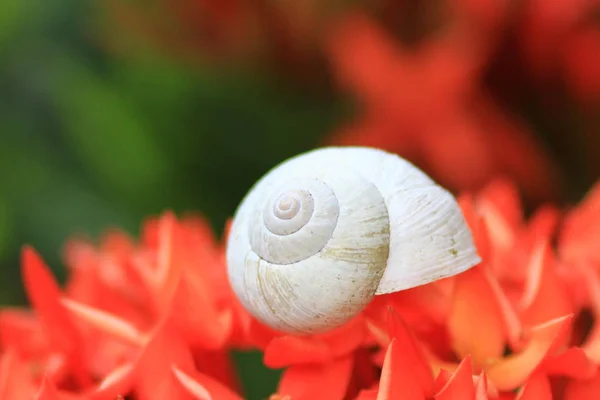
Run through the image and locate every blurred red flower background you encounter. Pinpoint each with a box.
[2,0,600,399]
[101,0,600,205]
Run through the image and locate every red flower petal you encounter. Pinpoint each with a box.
[433,370,453,393]
[516,374,552,400]
[421,117,495,190]
[0,349,34,399]
[21,247,89,386]
[355,388,378,400]
[346,348,379,398]
[172,365,242,400]
[131,323,197,399]
[519,241,573,328]
[377,308,435,399]
[562,26,600,105]
[577,264,600,362]
[0,309,48,358]
[318,316,367,358]
[264,336,332,368]
[434,355,475,400]
[193,350,241,392]
[325,13,398,109]
[478,179,523,235]
[523,206,561,251]
[477,180,521,252]
[474,372,496,400]
[277,355,354,400]
[154,212,182,306]
[486,314,573,391]
[458,193,492,261]
[89,363,134,399]
[565,369,600,400]
[386,307,435,392]
[168,269,231,350]
[264,315,367,369]
[149,214,232,350]
[34,376,60,400]
[541,347,596,379]
[61,298,145,346]
[246,319,281,349]
[376,339,427,400]
[448,265,506,364]
[559,181,600,266]
[482,267,522,349]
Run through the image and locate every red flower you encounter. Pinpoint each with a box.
[4,177,600,398]
[262,178,600,399]
[355,308,494,400]
[0,213,245,399]
[324,13,561,204]
[518,0,600,105]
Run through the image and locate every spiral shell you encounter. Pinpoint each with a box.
[226,147,480,334]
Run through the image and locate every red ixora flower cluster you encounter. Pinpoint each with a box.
[3,177,600,399]
[323,9,598,204]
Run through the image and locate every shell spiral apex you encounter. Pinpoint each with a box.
[226,146,481,334]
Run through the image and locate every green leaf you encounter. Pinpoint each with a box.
[233,351,282,400]
[0,198,12,261]
[51,55,171,208]
[0,0,27,49]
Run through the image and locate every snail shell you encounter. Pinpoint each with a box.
[226,147,480,334]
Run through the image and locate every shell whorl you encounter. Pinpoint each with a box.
[266,190,315,232]
[227,147,481,334]
[249,179,340,265]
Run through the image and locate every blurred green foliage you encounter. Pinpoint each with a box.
[0,1,345,397]
[0,0,341,292]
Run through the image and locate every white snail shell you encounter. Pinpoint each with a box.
[226,147,480,334]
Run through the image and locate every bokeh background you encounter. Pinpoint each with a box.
[0,0,599,398]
